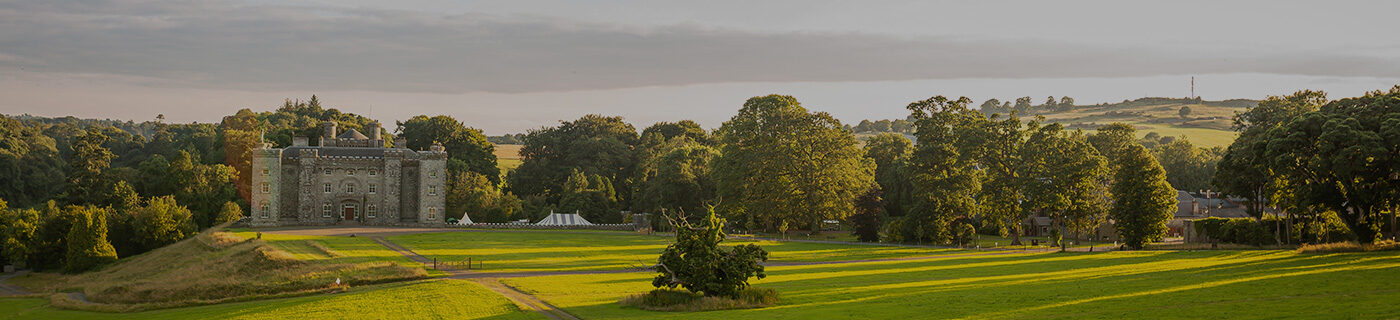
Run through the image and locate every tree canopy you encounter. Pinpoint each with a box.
[713,95,875,233]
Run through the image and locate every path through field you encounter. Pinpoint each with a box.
[0,271,31,297]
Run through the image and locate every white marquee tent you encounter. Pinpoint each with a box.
[456,214,474,225]
[534,210,594,226]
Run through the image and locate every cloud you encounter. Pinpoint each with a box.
[1,0,1397,94]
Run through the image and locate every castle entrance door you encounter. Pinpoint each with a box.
[343,203,357,221]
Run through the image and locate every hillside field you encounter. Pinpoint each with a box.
[494,144,524,172]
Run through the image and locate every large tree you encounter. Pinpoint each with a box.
[1154,138,1221,192]
[509,115,638,207]
[68,128,115,205]
[632,140,718,222]
[902,96,981,244]
[862,133,914,218]
[64,205,118,273]
[1021,123,1110,249]
[1110,144,1177,249]
[713,95,875,233]
[1264,87,1399,243]
[960,112,1025,241]
[396,115,499,183]
[1215,91,1325,218]
[0,116,66,208]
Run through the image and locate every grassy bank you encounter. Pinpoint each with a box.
[0,280,542,319]
[7,230,427,311]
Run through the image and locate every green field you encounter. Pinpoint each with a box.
[0,280,542,319]
[5,229,1399,319]
[228,231,420,267]
[388,231,960,273]
[503,250,1400,319]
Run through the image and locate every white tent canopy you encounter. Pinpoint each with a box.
[456,214,474,225]
[534,210,594,226]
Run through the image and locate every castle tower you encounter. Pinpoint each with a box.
[250,145,283,227]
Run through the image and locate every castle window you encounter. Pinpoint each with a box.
[368,184,377,194]
[322,203,331,217]
[367,205,377,218]
[261,182,270,193]
[260,202,270,219]
[262,168,269,176]
[347,169,355,176]
[324,168,331,175]
[428,207,437,220]
[430,170,438,178]
[369,169,377,176]
[346,183,355,194]
[323,183,332,193]
[428,185,437,196]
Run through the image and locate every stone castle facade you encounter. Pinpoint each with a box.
[249,121,447,227]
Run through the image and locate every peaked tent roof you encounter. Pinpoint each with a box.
[534,211,594,226]
[456,214,475,225]
[337,129,369,140]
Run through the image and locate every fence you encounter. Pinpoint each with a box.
[447,223,638,231]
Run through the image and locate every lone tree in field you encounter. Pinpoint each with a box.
[652,206,768,298]
[1110,144,1177,249]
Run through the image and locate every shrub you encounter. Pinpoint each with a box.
[652,206,768,298]
[215,201,244,226]
[1298,240,1400,254]
[132,196,196,252]
[620,287,779,311]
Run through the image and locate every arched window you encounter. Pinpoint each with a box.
[260,202,270,219]
[368,205,377,218]
[322,203,331,217]
[427,207,437,220]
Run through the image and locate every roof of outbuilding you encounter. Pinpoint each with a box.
[337,129,369,140]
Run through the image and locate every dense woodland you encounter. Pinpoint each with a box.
[4,87,1399,273]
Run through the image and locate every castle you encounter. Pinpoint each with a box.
[248,121,447,227]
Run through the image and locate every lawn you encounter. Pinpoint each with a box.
[227,230,420,267]
[388,231,962,273]
[502,250,1400,319]
[0,280,543,320]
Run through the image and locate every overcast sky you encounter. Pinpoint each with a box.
[2,0,1398,134]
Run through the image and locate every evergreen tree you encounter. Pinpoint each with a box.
[64,206,119,273]
[850,188,883,242]
[1110,144,1177,249]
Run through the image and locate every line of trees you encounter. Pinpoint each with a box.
[1214,87,1400,244]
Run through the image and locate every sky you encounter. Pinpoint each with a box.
[2,0,1398,134]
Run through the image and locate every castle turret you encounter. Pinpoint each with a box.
[367,121,382,142]
[323,121,338,139]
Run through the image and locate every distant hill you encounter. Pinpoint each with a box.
[1037,97,1256,148]
[850,97,1257,148]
